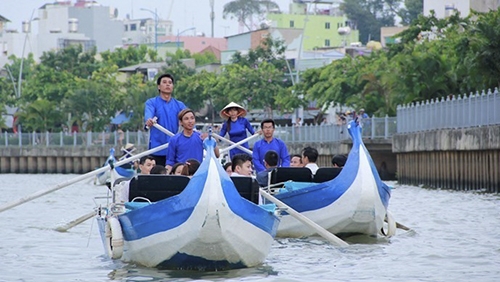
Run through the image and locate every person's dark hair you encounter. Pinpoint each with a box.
[291,154,302,163]
[231,154,253,172]
[223,162,233,172]
[264,150,279,167]
[181,158,200,176]
[170,162,185,175]
[156,73,175,85]
[332,154,347,167]
[260,118,275,128]
[302,146,318,163]
[178,108,195,121]
[139,155,155,165]
[150,165,167,175]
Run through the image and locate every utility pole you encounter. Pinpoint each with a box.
[210,0,215,37]
[140,8,158,52]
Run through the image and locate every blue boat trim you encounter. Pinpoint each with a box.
[157,253,246,271]
[275,120,390,212]
[119,135,278,241]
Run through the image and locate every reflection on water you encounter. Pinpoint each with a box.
[108,263,278,281]
[1,175,499,282]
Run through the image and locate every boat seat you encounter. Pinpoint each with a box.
[270,167,313,187]
[313,167,343,183]
[128,175,191,202]
[230,176,260,204]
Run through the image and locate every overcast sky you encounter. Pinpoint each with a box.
[1,0,292,37]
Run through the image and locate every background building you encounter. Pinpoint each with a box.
[267,0,359,51]
[424,0,500,18]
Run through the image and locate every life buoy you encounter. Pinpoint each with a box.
[105,217,124,259]
[382,210,396,237]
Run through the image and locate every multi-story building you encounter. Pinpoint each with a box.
[424,0,500,18]
[267,0,359,51]
[0,0,124,67]
[122,16,173,47]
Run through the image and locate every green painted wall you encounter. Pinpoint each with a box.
[268,13,359,50]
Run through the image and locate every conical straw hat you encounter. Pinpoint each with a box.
[220,102,247,119]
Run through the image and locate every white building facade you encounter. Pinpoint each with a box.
[424,0,500,18]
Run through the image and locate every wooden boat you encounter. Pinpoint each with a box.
[96,138,280,270]
[269,119,392,238]
[95,147,136,186]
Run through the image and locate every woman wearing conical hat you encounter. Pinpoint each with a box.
[219,102,256,159]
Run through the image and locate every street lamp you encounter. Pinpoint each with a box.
[17,9,37,98]
[176,27,196,49]
[140,8,158,51]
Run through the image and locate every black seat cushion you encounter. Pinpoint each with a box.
[313,167,343,183]
[230,176,260,204]
[270,167,313,186]
[128,175,190,202]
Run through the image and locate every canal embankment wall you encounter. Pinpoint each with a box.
[393,125,500,192]
[0,139,397,180]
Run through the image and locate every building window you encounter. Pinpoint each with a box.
[290,20,294,28]
[124,25,128,31]
[325,39,330,47]
[325,22,330,29]
[131,23,137,31]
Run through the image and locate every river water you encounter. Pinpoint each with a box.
[0,174,499,282]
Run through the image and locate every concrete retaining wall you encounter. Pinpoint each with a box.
[393,125,500,192]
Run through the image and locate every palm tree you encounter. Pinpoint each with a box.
[223,0,279,32]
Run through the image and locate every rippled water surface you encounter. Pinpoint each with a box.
[0,174,499,281]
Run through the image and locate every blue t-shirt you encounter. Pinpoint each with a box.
[144,96,187,156]
[220,117,255,158]
[166,131,204,166]
[252,138,290,172]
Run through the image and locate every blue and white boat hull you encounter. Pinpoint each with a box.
[98,139,279,270]
[276,120,391,237]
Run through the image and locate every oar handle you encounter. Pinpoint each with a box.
[214,133,259,155]
[152,122,175,137]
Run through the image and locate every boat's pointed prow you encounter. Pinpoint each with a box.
[274,118,392,238]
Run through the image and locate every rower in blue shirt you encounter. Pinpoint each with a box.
[252,118,290,173]
[166,109,219,173]
[144,74,187,166]
[219,102,256,159]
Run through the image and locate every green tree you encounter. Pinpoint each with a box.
[119,73,153,130]
[341,0,401,43]
[223,0,279,31]
[39,45,98,78]
[15,99,63,132]
[218,62,289,117]
[100,45,151,68]
[399,0,423,25]
[462,10,500,89]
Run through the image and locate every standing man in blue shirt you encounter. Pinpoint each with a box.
[252,119,290,173]
[144,73,187,166]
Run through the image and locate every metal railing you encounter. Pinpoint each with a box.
[397,88,500,133]
[0,130,149,148]
[0,116,396,148]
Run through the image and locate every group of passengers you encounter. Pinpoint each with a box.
[115,73,348,203]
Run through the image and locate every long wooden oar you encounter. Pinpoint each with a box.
[151,123,175,137]
[213,132,259,155]
[54,211,95,232]
[0,143,169,214]
[384,216,411,231]
[151,122,259,156]
[396,222,411,231]
[260,189,349,247]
